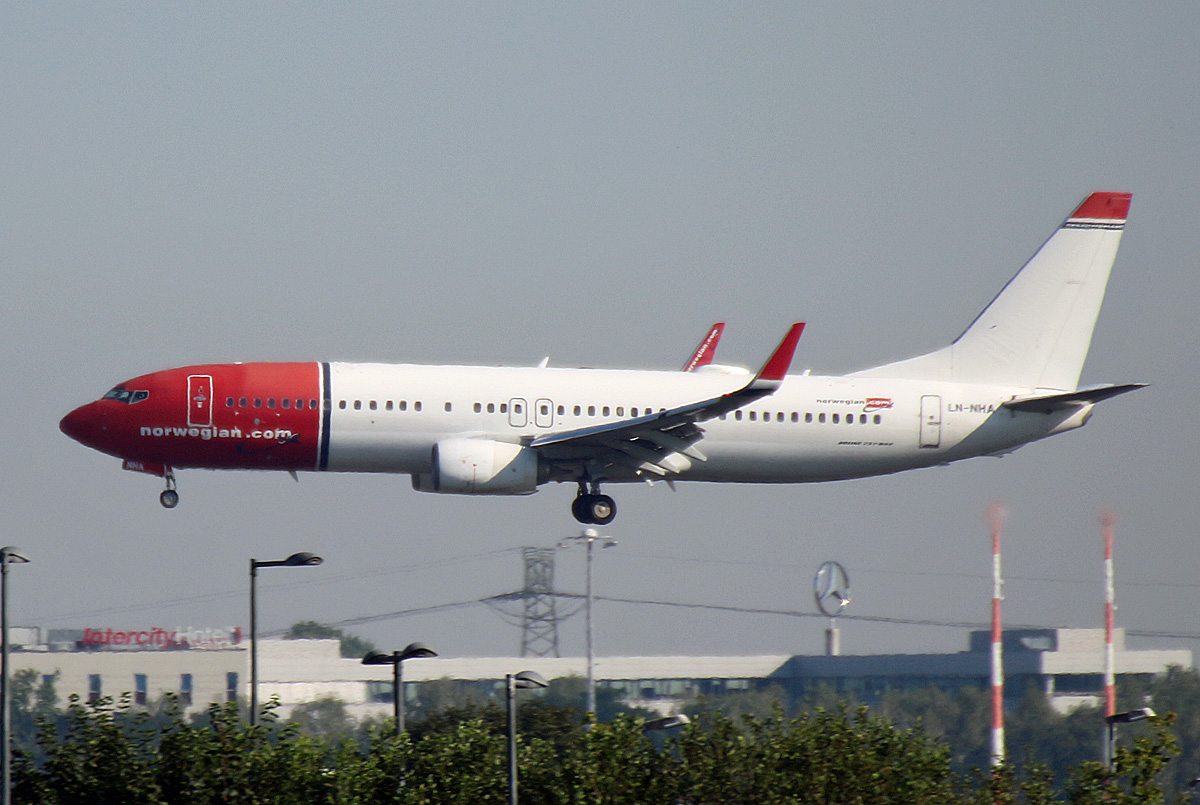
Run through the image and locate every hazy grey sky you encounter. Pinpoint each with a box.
[4,4,1199,661]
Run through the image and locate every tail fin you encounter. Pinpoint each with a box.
[852,192,1132,390]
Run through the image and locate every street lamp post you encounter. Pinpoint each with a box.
[0,547,29,805]
[506,670,548,805]
[249,552,322,726]
[557,528,616,716]
[1104,707,1155,769]
[362,643,438,736]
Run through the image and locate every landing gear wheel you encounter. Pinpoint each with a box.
[571,495,591,523]
[159,468,178,509]
[587,494,616,525]
[572,494,616,525]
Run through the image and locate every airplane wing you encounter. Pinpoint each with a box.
[681,323,725,371]
[530,324,804,478]
[1001,383,1147,414]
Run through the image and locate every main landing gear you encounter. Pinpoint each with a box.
[159,468,179,509]
[572,482,616,525]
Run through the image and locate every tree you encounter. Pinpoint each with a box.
[287,696,356,741]
[284,619,376,658]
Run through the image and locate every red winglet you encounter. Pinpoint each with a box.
[1071,192,1132,221]
[682,323,725,371]
[755,323,805,383]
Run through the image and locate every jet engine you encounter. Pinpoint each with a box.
[412,438,541,495]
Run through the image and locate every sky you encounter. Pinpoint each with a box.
[3,4,1199,663]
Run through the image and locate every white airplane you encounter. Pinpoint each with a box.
[60,192,1142,524]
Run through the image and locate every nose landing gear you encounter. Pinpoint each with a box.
[572,482,616,525]
[159,468,179,509]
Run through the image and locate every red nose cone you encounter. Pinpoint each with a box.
[60,403,99,446]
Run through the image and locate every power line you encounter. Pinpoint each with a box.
[609,550,1200,590]
[291,590,1200,643]
[32,547,522,625]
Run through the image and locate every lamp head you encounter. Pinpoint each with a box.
[362,650,395,666]
[643,713,690,731]
[0,547,29,564]
[1105,707,1156,725]
[512,670,549,689]
[398,642,437,661]
[284,552,323,566]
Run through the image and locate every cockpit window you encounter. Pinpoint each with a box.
[102,387,150,404]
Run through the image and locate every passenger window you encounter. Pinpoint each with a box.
[399,401,407,411]
[281,398,291,409]
[240,398,248,408]
[254,398,262,409]
[414,401,422,412]
[735,411,743,421]
[719,413,727,420]
[309,399,317,409]
[500,403,507,414]
[859,414,867,424]
[386,401,394,411]
[445,402,453,412]
[805,413,812,423]
[588,406,596,416]
[616,407,624,417]
[573,406,581,416]
[832,414,839,424]
[557,405,565,415]
[226,398,234,408]
[874,414,882,424]
[777,412,784,422]
[488,403,496,414]
[749,412,757,421]
[602,406,610,416]
[791,412,799,423]
[540,404,549,415]
[267,398,276,409]
[354,400,362,410]
[513,403,521,414]
[474,403,482,413]
[339,400,346,410]
[818,413,826,423]
[631,408,639,417]
[369,401,377,410]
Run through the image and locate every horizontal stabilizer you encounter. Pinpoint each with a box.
[1002,383,1147,414]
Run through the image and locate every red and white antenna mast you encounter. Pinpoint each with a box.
[1102,511,1117,717]
[988,503,1006,767]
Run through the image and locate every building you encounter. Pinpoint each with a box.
[8,626,1190,719]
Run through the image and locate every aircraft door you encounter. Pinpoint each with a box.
[188,375,214,428]
[534,398,554,428]
[919,395,942,448]
[508,398,528,428]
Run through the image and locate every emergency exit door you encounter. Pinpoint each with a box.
[188,375,213,427]
[919,395,942,448]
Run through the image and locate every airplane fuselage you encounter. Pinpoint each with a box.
[63,360,1084,485]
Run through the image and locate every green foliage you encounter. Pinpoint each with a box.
[9,682,1191,804]
[690,682,794,722]
[284,619,376,659]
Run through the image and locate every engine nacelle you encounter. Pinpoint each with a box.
[412,438,540,495]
